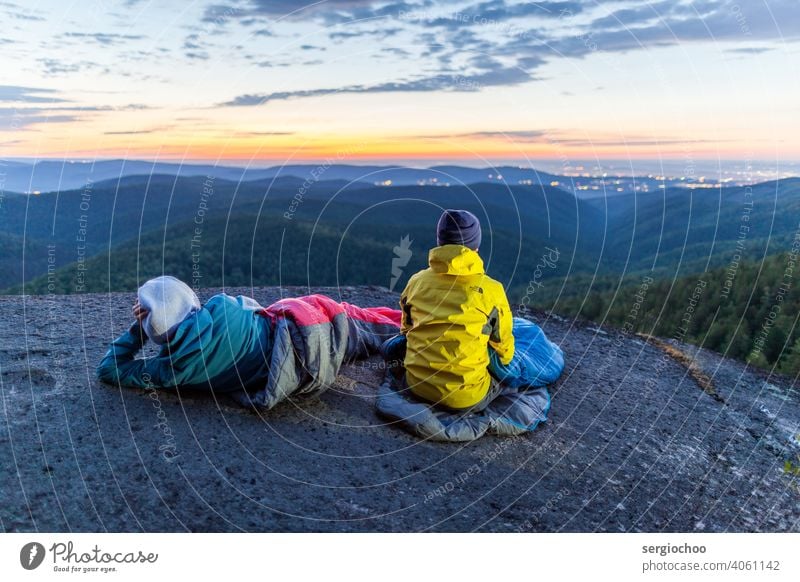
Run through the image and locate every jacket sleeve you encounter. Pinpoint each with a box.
[96,322,166,389]
[399,279,414,336]
[488,284,515,365]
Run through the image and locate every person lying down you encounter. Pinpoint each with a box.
[96,276,401,409]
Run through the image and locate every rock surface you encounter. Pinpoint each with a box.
[1,286,798,532]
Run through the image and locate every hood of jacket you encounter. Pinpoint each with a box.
[428,244,485,276]
[138,276,201,345]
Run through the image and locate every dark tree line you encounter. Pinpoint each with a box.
[555,253,800,376]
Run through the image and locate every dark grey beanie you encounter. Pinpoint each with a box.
[436,209,482,250]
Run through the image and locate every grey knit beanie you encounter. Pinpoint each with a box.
[436,209,482,250]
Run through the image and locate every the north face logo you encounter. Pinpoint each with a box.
[20,542,46,570]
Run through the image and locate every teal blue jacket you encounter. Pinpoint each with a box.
[97,294,272,392]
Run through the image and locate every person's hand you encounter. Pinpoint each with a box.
[132,301,149,324]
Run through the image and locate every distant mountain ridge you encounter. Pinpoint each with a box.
[0,158,726,198]
[0,159,564,193]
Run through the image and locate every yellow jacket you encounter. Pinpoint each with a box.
[400,245,515,409]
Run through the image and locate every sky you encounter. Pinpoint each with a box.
[1,0,799,167]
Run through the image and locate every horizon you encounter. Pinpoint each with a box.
[2,1,799,164]
[3,156,799,183]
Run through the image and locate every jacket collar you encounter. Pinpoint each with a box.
[428,244,484,276]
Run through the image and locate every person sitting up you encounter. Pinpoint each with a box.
[382,209,515,412]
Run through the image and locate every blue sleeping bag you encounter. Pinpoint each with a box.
[376,317,565,442]
[489,317,565,389]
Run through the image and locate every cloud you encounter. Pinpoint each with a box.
[103,129,157,135]
[203,0,434,25]
[725,46,774,55]
[39,59,81,74]
[0,2,46,22]
[452,0,584,23]
[256,60,292,68]
[0,107,80,130]
[586,1,677,31]
[220,64,532,106]
[459,130,547,140]
[183,33,203,50]
[234,130,296,136]
[256,57,324,67]
[245,0,404,19]
[472,0,798,79]
[11,12,44,21]
[38,58,110,75]
[380,46,412,57]
[0,85,66,104]
[115,103,155,110]
[198,0,800,105]
[181,33,212,60]
[573,0,800,54]
[428,0,798,81]
[0,98,154,131]
[420,129,548,142]
[62,32,146,46]
[417,128,733,148]
[204,0,581,28]
[200,4,245,24]
[550,135,733,147]
[328,26,402,40]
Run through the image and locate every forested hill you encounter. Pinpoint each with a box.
[555,252,800,375]
[0,175,600,295]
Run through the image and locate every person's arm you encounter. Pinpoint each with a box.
[488,284,515,365]
[96,302,165,389]
[399,278,414,336]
